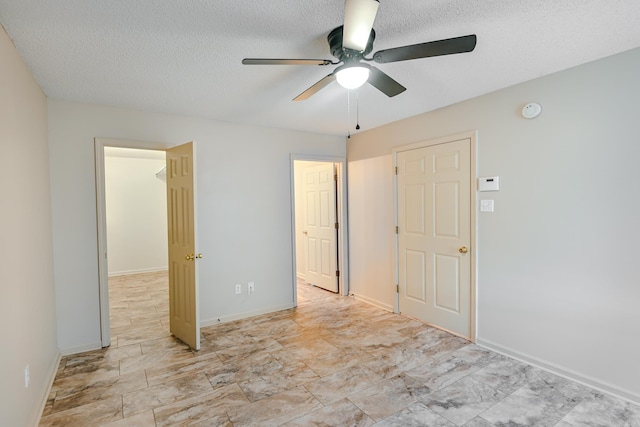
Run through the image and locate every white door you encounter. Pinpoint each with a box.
[397,138,471,338]
[166,142,200,350]
[303,163,339,292]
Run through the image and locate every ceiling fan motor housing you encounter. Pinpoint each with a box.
[328,26,375,63]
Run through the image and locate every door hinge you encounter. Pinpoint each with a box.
[335,222,339,230]
[395,226,399,234]
[336,270,340,277]
[396,284,399,293]
[394,166,398,175]
[334,173,338,181]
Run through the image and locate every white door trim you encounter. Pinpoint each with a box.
[392,131,478,341]
[94,137,172,347]
[290,155,349,303]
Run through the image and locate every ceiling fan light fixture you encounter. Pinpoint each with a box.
[336,64,370,89]
[343,0,379,51]
[243,0,475,101]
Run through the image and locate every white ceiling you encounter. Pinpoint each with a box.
[1,0,639,136]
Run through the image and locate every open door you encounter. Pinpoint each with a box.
[303,162,339,293]
[166,141,200,350]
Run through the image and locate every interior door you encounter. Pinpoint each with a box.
[397,138,471,338]
[303,163,339,292]
[166,142,200,350]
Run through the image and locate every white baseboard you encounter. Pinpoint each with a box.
[352,293,394,312]
[31,351,61,427]
[476,337,640,406]
[201,303,295,327]
[59,342,103,356]
[296,272,306,281]
[108,267,168,277]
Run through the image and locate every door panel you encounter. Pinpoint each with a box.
[397,138,471,338]
[435,254,460,312]
[405,250,427,301]
[435,181,460,237]
[166,142,200,350]
[303,163,338,292]
[320,190,331,227]
[321,240,332,276]
[306,195,317,227]
[307,237,318,273]
[405,184,426,234]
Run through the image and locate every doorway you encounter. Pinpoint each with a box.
[96,138,201,349]
[102,146,168,345]
[291,156,349,303]
[393,132,477,340]
[103,147,167,277]
[95,138,172,347]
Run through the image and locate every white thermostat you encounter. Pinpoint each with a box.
[479,176,500,192]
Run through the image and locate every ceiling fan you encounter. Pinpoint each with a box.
[242,0,477,101]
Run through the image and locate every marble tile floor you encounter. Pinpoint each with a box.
[40,271,640,426]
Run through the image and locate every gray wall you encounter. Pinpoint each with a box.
[347,47,640,402]
[0,27,58,426]
[48,100,346,354]
[348,155,395,310]
[105,148,168,275]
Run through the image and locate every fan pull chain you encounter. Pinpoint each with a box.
[346,89,363,137]
[347,89,351,138]
[356,91,361,130]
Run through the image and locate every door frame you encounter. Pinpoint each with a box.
[392,131,478,341]
[94,137,172,347]
[290,155,349,302]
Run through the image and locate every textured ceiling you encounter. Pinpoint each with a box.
[1,0,640,136]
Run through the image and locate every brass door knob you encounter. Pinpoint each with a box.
[196,253,203,259]
[303,231,308,235]
[185,254,195,261]
[459,246,468,254]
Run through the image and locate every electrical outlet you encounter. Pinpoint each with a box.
[24,365,30,388]
[480,199,495,212]
[248,282,255,294]
[235,284,242,294]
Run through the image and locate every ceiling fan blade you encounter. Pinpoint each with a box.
[293,73,337,101]
[242,58,333,66]
[343,0,379,52]
[372,34,477,64]
[368,66,406,97]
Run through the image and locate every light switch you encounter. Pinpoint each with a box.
[480,200,494,212]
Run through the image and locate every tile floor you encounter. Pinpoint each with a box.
[40,272,640,426]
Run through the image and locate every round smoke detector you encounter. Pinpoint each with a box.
[522,103,542,119]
